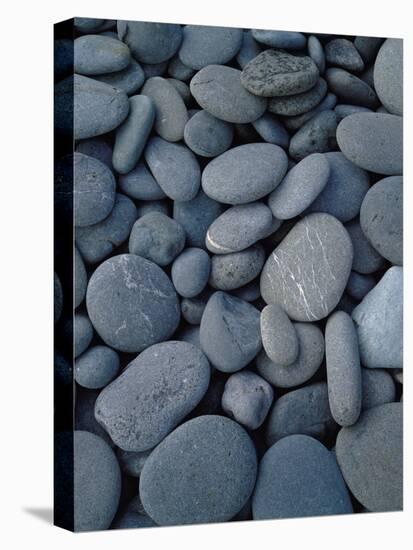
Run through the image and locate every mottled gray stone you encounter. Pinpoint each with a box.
[86,254,180,353]
[74,35,131,75]
[336,403,403,512]
[325,38,364,72]
[337,113,403,175]
[346,271,376,301]
[74,313,93,358]
[345,219,385,274]
[252,113,290,148]
[76,137,113,169]
[184,110,233,157]
[200,291,261,372]
[181,297,207,325]
[283,93,337,132]
[269,78,327,116]
[308,35,325,73]
[116,448,151,477]
[168,55,195,81]
[251,29,306,49]
[54,273,63,323]
[118,162,166,200]
[209,244,265,291]
[144,137,200,201]
[202,143,288,204]
[360,176,403,265]
[93,59,145,95]
[289,110,338,161]
[74,247,87,309]
[139,415,257,525]
[325,68,378,108]
[252,435,352,520]
[236,30,261,68]
[374,39,403,115]
[74,431,121,531]
[190,65,267,123]
[171,248,211,297]
[75,345,120,389]
[352,267,403,369]
[361,369,396,411]
[260,304,299,367]
[222,371,274,430]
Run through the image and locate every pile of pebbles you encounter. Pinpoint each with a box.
[54,18,403,531]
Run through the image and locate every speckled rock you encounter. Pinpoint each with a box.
[76,137,113,169]
[118,163,166,201]
[93,59,145,95]
[352,267,403,369]
[139,415,257,525]
[268,153,330,220]
[374,39,403,115]
[256,322,324,388]
[200,291,261,372]
[325,39,364,72]
[260,304,298,367]
[283,93,337,132]
[209,244,265,291]
[86,254,180,353]
[202,143,288,204]
[222,371,274,430]
[345,219,385,274]
[252,435,352,520]
[336,403,403,512]
[75,345,120,389]
[269,78,327,116]
[346,271,376,301]
[261,213,353,322]
[251,29,306,49]
[308,35,325,73]
[190,65,267,123]
[252,113,289,148]
[184,110,233,157]
[337,113,403,175]
[116,448,151,478]
[236,30,262,68]
[241,50,319,97]
[74,313,93,358]
[144,137,200,201]
[179,25,243,70]
[74,431,121,531]
[289,110,338,161]
[171,248,211,297]
[361,369,396,411]
[325,68,378,108]
[74,35,131,75]
[168,55,196,81]
[360,176,403,265]
[74,247,87,309]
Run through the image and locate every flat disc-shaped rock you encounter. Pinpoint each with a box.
[261,213,353,322]
[252,435,352,520]
[336,403,403,512]
[86,254,180,352]
[95,341,210,451]
[139,415,257,525]
[241,50,319,97]
[190,65,267,123]
[202,143,288,204]
[260,304,298,366]
[325,38,364,72]
[74,35,131,75]
[269,78,327,116]
[374,38,403,115]
[337,113,403,175]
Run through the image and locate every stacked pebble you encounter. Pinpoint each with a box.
[56,19,404,531]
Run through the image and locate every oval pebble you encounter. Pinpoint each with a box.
[93,59,145,95]
[74,313,93,358]
[308,35,325,73]
[209,244,265,291]
[325,68,378,108]
[361,368,396,411]
[283,92,337,132]
[269,78,327,116]
[139,415,257,525]
[167,78,191,105]
[251,29,306,49]
[168,55,195,81]
[171,248,211,297]
[86,254,180,353]
[118,162,166,200]
[236,30,261,68]
[74,35,131,75]
[74,247,87,308]
[289,110,338,161]
[374,38,403,115]
[345,219,385,274]
[325,38,364,72]
[184,110,233,157]
[75,345,120,389]
[252,112,290,148]
[260,304,299,366]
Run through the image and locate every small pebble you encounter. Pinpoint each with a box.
[345,219,385,274]
[251,29,306,49]
[361,368,396,411]
[252,113,290,148]
[93,59,145,95]
[325,68,378,108]
[289,110,338,161]
[236,30,261,68]
[308,35,325,73]
[171,248,211,297]
[181,297,207,325]
[74,312,94,358]
[75,345,120,389]
[74,35,131,75]
[168,55,195,81]
[325,38,364,72]
[260,304,299,366]
[268,78,327,117]
[209,244,265,291]
[118,162,166,201]
[184,110,233,157]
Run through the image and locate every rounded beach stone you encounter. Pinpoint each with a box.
[209,244,265,291]
[200,291,261,372]
[168,55,196,81]
[260,304,299,366]
[206,202,273,254]
[283,92,337,132]
[252,113,290,148]
[306,152,370,222]
[308,35,325,73]
[74,313,93,358]
[202,143,288,204]
[112,95,155,174]
[336,403,403,512]
[117,448,151,477]
[261,213,353,322]
[118,162,166,201]
[352,267,403,369]
[269,78,327,117]
[167,78,191,105]
[129,212,186,266]
[74,247,87,309]
[93,59,145,96]
[190,65,267,123]
[236,30,262,68]
[266,382,337,445]
[289,110,338,161]
[334,104,373,121]
[74,431,121,531]
[76,137,113,169]
[241,50,319,97]
[184,110,233,157]
[374,39,403,115]
[179,25,243,70]
[139,415,257,525]
[252,435,352,520]
[268,153,330,219]
[251,29,306,49]
[171,248,211,297]
[141,77,188,142]
[325,38,364,72]
[360,176,403,265]
[361,368,396,411]
[346,271,376,301]
[74,35,130,75]
[54,273,63,323]
[325,68,378,108]
[74,153,116,227]
[75,194,137,264]
[75,345,120,389]
[222,370,274,430]
[325,311,362,427]
[337,113,403,175]
[256,322,324,388]
[181,298,206,325]
[144,137,200,201]
[117,21,182,64]
[95,341,210,451]
[345,219,385,274]
[173,190,224,247]
[73,75,130,139]
[86,254,180,353]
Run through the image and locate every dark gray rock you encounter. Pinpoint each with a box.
[171,248,211,297]
[251,29,306,49]
[352,267,403,369]
[118,162,166,200]
[75,345,120,389]
[222,370,274,430]
[184,110,233,157]
[283,93,337,132]
[54,273,63,323]
[374,39,403,115]
[325,68,379,108]
[116,448,151,477]
[177,325,201,347]
[190,65,267,123]
[166,78,191,105]
[74,247,87,309]
[144,137,200,201]
[289,110,338,161]
[200,291,261,372]
[354,36,384,64]
[86,254,180,353]
[336,403,403,512]
[181,297,207,325]
[236,30,261,68]
[74,35,130,75]
[202,143,288,204]
[76,137,113,169]
[345,219,385,274]
[209,244,265,291]
[136,200,170,217]
[168,55,196,81]
[252,435,352,520]
[308,35,325,73]
[325,38,364,72]
[74,431,121,531]
[260,304,299,367]
[346,271,376,301]
[252,113,290,148]
[269,78,327,116]
[141,61,168,78]
[74,313,93,358]
[361,368,396,411]
[93,59,145,95]
[334,104,373,121]
[337,113,403,175]
[139,415,257,525]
